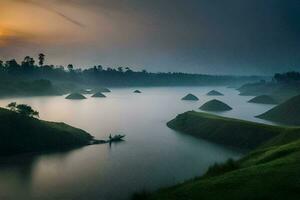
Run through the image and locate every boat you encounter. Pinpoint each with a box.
[108,134,125,142]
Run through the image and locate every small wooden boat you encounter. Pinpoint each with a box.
[108,134,125,142]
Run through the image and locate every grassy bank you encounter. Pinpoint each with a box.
[0,108,94,155]
[135,111,300,200]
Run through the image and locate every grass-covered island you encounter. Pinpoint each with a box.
[206,90,224,96]
[134,90,142,93]
[181,93,199,101]
[257,94,300,126]
[248,95,278,104]
[199,99,232,111]
[133,111,300,200]
[0,104,98,156]
[92,92,106,98]
[65,92,87,100]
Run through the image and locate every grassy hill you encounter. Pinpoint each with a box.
[248,95,278,104]
[135,111,300,200]
[257,95,300,126]
[167,111,289,149]
[0,108,94,155]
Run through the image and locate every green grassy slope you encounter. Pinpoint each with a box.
[257,95,300,126]
[167,111,286,149]
[136,111,300,200]
[0,108,93,155]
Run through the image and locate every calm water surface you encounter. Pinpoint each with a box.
[0,87,276,200]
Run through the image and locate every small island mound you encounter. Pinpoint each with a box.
[65,93,87,100]
[248,95,277,104]
[181,93,199,101]
[92,92,106,98]
[134,90,142,93]
[97,87,111,93]
[199,99,232,111]
[0,104,97,155]
[257,94,300,125]
[206,90,224,96]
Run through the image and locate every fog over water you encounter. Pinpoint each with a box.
[0,87,276,200]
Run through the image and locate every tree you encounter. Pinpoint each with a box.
[38,53,45,66]
[67,64,74,72]
[117,67,124,72]
[21,56,35,71]
[0,60,4,72]
[7,102,39,118]
[7,102,17,111]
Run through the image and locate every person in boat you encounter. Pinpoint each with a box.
[109,134,112,140]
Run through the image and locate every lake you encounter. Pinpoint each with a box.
[0,87,276,200]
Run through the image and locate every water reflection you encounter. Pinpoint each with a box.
[0,87,274,200]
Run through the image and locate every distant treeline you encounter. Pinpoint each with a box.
[0,54,262,88]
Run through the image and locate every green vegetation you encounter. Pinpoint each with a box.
[65,93,87,100]
[238,72,300,103]
[7,102,39,118]
[181,93,199,101]
[257,95,300,126]
[92,92,106,98]
[248,95,278,104]
[167,111,285,149]
[0,107,94,155]
[0,55,261,92]
[199,99,232,111]
[206,90,224,96]
[96,88,111,93]
[135,111,300,200]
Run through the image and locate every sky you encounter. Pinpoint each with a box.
[0,0,299,75]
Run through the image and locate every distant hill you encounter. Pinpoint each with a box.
[182,93,199,101]
[257,95,300,126]
[248,95,278,104]
[66,93,87,100]
[199,99,232,111]
[92,92,106,98]
[135,111,300,200]
[0,108,94,155]
[134,90,142,93]
[206,90,224,96]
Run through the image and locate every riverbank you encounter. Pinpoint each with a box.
[135,111,300,200]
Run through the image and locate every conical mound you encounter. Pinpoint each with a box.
[200,99,232,111]
[65,93,87,100]
[257,95,300,125]
[134,90,142,93]
[182,93,199,101]
[97,88,111,93]
[207,90,224,96]
[92,92,106,98]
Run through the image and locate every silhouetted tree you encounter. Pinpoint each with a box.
[0,60,4,72]
[67,64,74,72]
[7,102,39,117]
[38,53,45,66]
[7,102,17,111]
[117,67,123,72]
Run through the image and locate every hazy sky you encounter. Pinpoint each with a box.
[0,0,299,75]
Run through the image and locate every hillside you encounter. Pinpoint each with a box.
[248,95,278,104]
[135,111,300,200]
[166,111,288,149]
[181,93,199,101]
[206,90,224,96]
[0,108,95,155]
[199,100,232,111]
[257,95,300,126]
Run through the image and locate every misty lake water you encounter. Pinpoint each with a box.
[0,87,277,200]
